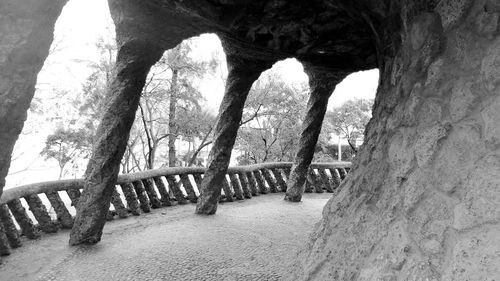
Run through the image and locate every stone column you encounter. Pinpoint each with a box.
[69,41,164,245]
[0,0,67,200]
[195,49,273,215]
[285,66,346,202]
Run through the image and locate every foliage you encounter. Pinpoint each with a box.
[76,35,116,134]
[313,144,356,162]
[130,40,218,170]
[326,98,373,153]
[40,128,92,179]
[235,72,309,164]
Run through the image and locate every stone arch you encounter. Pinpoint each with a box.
[4,1,499,279]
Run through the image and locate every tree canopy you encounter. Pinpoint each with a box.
[327,98,373,153]
[235,71,308,165]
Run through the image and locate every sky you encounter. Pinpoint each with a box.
[6,0,378,188]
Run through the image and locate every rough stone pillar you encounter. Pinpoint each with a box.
[0,0,67,200]
[288,2,500,280]
[285,66,346,202]
[195,49,273,215]
[69,41,164,245]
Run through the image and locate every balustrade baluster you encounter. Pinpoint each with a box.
[221,177,234,202]
[7,200,40,239]
[329,168,341,189]
[25,195,58,233]
[110,188,129,218]
[142,179,162,208]
[192,173,203,193]
[237,172,252,199]
[261,169,278,193]
[165,175,188,205]
[0,205,21,248]
[317,169,334,192]
[120,183,141,215]
[0,223,10,256]
[270,168,287,192]
[179,174,197,203]
[152,177,172,207]
[252,170,268,194]
[0,162,350,254]
[45,191,73,228]
[245,172,259,196]
[310,169,324,193]
[229,173,245,200]
[132,180,151,213]
[338,168,348,180]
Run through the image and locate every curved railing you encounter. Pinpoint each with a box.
[0,162,351,256]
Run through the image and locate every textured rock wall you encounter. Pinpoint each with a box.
[0,0,67,199]
[288,0,500,280]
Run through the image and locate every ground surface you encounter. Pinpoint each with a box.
[0,193,331,281]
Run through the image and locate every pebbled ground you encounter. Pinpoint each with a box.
[0,193,331,281]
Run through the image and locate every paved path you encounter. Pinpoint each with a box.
[0,193,331,281]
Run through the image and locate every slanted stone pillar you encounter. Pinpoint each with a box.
[195,49,273,215]
[0,0,67,201]
[69,41,164,245]
[285,66,346,202]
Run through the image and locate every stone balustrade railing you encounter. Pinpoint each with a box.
[0,162,351,256]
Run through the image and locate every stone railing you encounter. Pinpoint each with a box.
[0,162,351,256]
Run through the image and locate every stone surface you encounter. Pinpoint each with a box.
[2,0,500,279]
[0,193,330,281]
[195,46,273,215]
[0,0,67,201]
[285,66,346,202]
[286,1,500,280]
[69,40,164,246]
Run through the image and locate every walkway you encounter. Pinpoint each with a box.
[0,193,332,281]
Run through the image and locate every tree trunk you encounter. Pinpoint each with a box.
[0,0,67,201]
[195,48,274,215]
[289,4,500,280]
[69,41,164,245]
[347,137,358,153]
[168,69,179,167]
[285,66,346,202]
[138,102,154,169]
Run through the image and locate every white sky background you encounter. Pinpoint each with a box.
[5,0,378,188]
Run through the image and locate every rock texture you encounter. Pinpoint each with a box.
[3,0,500,279]
[195,43,273,214]
[68,39,164,245]
[285,65,346,202]
[287,1,500,280]
[0,0,67,200]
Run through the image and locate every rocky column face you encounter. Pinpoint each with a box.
[285,67,346,202]
[288,1,500,280]
[0,0,67,200]
[69,41,164,246]
[195,50,273,215]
